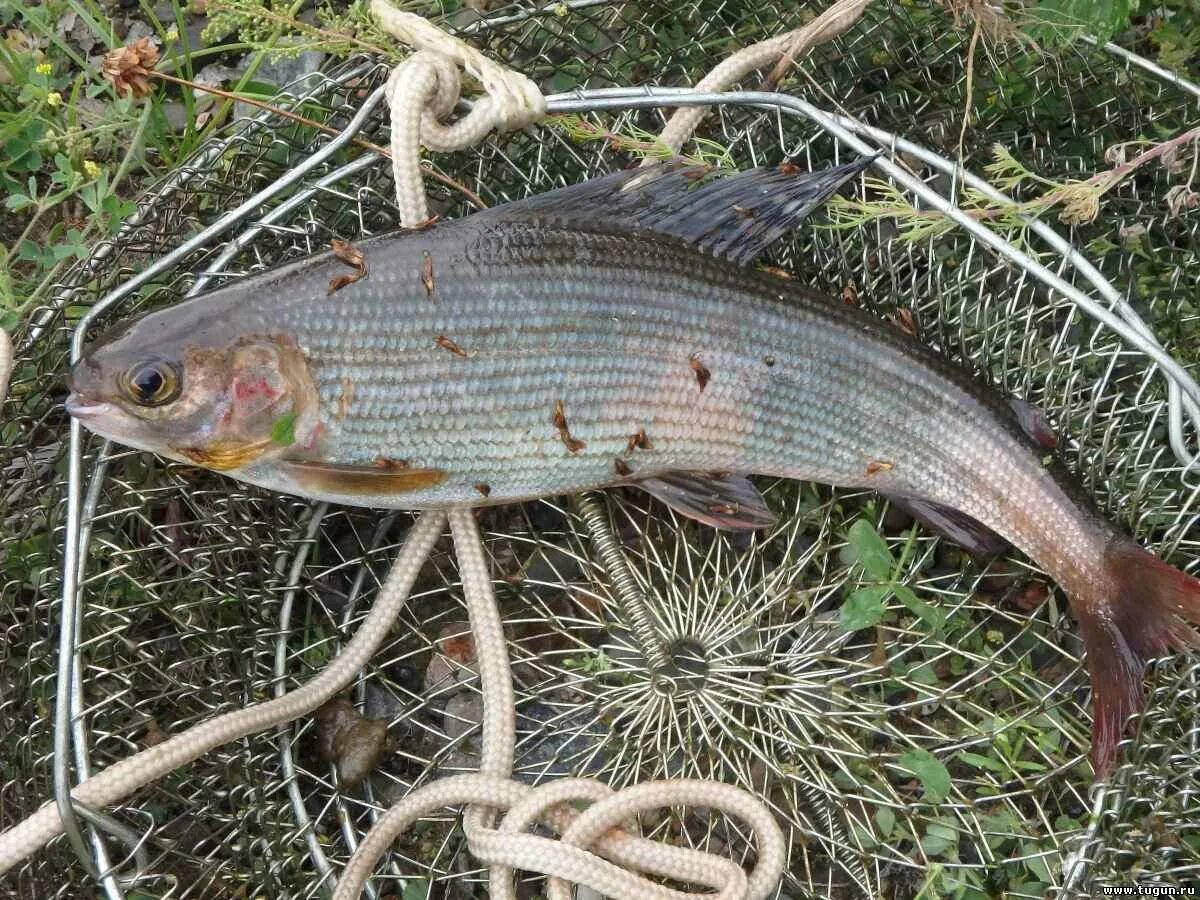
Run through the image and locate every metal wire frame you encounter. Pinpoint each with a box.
[2,3,1200,897]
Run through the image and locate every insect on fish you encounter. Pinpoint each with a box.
[66,158,1200,777]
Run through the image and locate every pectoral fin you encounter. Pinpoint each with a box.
[281,459,446,495]
[176,438,273,471]
[634,471,777,531]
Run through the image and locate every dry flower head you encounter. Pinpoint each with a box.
[102,37,160,98]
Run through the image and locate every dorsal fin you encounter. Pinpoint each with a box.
[478,157,874,265]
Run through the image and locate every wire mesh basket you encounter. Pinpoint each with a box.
[3,1,1199,897]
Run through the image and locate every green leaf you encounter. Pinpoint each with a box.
[1022,842,1054,883]
[895,584,945,632]
[956,750,1006,772]
[1027,0,1138,45]
[979,810,1023,850]
[1054,815,1081,833]
[840,585,888,631]
[845,519,895,580]
[851,823,878,849]
[402,878,430,900]
[874,806,896,838]
[898,749,951,803]
[271,411,297,446]
[920,820,959,857]
[5,193,31,211]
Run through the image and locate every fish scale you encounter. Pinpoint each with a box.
[67,162,1200,776]
[274,227,1075,543]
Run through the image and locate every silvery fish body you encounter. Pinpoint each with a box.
[67,162,1200,776]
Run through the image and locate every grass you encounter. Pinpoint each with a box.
[1,0,1198,333]
[0,0,396,331]
[1,1,1199,898]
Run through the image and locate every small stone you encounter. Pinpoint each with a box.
[333,719,388,787]
[314,697,359,761]
[437,622,476,665]
[443,692,483,742]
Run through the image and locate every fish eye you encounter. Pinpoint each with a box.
[121,359,181,407]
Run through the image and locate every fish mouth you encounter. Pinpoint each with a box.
[64,393,114,419]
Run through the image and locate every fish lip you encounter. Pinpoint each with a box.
[64,393,113,419]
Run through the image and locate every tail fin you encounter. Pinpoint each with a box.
[1076,538,1200,777]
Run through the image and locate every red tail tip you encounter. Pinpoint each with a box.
[1077,539,1200,778]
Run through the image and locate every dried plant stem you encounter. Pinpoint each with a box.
[842,123,1200,238]
[1095,124,1200,192]
[957,14,982,167]
[206,0,396,58]
[151,71,487,210]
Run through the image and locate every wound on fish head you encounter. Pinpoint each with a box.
[66,304,319,473]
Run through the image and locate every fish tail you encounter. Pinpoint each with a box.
[1075,536,1200,777]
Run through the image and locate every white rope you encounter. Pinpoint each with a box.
[0,327,11,407]
[0,1,849,888]
[334,510,786,900]
[372,0,545,226]
[0,510,448,876]
[350,8,798,896]
[643,0,874,164]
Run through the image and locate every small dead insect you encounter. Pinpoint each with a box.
[1009,580,1049,612]
[842,282,858,307]
[778,160,802,176]
[613,458,632,477]
[552,399,586,453]
[763,355,776,367]
[374,457,411,470]
[892,308,917,337]
[627,428,652,452]
[474,482,492,497]
[336,375,355,420]
[328,239,368,295]
[866,459,895,476]
[421,251,435,296]
[406,214,440,231]
[761,265,792,280]
[689,353,711,392]
[435,335,469,357]
[732,204,756,219]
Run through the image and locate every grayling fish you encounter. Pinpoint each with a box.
[66,159,1200,776]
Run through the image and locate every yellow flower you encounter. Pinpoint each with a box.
[35,62,52,75]
[46,91,63,108]
[83,160,101,179]
[165,26,179,42]
[985,629,1004,645]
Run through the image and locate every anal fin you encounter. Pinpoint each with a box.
[882,493,1009,556]
[634,471,776,531]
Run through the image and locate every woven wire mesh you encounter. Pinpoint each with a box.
[2,1,1199,897]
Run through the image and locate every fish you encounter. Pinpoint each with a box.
[65,158,1200,777]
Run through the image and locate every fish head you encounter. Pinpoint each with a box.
[66,303,318,471]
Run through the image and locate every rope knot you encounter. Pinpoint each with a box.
[373,0,545,226]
